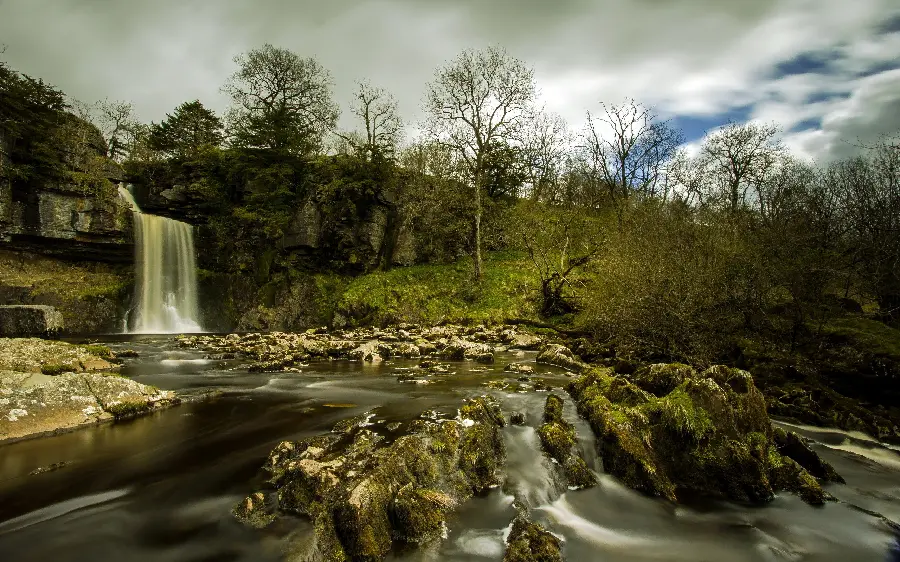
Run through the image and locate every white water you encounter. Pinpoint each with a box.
[118,186,202,334]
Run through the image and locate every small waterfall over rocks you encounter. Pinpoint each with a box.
[118,186,202,334]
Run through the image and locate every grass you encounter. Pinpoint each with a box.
[819,316,900,358]
[336,252,538,326]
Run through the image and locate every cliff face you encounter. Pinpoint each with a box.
[0,126,134,262]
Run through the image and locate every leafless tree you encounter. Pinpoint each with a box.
[520,109,569,201]
[338,81,403,161]
[424,45,537,281]
[581,99,682,220]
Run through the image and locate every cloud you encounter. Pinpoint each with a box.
[0,0,897,161]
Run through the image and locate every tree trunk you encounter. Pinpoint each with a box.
[473,172,483,282]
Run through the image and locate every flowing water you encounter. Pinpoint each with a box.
[1,337,899,561]
[118,187,202,334]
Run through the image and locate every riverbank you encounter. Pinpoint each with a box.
[0,338,177,442]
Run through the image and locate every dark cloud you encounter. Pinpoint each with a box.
[1,0,898,158]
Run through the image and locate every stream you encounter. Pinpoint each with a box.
[1,336,899,561]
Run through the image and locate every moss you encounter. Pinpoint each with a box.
[335,252,539,327]
[390,486,453,543]
[648,388,714,444]
[503,516,563,562]
[40,363,77,376]
[768,452,828,505]
[80,344,112,359]
[106,400,151,419]
[537,422,576,462]
[542,394,564,424]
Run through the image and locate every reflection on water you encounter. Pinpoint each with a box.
[0,336,898,561]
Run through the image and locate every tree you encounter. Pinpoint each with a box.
[0,59,69,186]
[424,46,537,281]
[92,99,140,162]
[521,110,569,202]
[338,81,403,161]
[691,122,785,214]
[222,44,338,156]
[581,99,682,221]
[148,100,223,159]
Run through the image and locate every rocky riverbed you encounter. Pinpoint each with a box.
[1,328,899,561]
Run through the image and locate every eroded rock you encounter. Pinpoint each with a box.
[567,366,840,505]
[536,344,585,373]
[537,394,597,490]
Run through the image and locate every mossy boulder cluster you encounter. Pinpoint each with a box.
[567,364,844,505]
[536,394,597,490]
[503,515,563,562]
[178,324,548,372]
[233,396,507,561]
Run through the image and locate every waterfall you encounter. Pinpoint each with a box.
[118,186,202,334]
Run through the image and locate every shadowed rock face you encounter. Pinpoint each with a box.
[567,365,841,506]
[233,396,507,561]
[0,305,63,337]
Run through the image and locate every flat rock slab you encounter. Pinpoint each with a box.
[0,370,176,442]
[0,305,63,337]
[0,338,111,373]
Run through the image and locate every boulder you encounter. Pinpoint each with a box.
[536,344,585,372]
[234,396,506,560]
[536,394,597,490]
[503,515,563,562]
[440,337,495,363]
[0,305,63,337]
[568,366,839,505]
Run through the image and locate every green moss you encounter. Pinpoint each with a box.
[335,252,538,327]
[390,486,453,543]
[542,394,565,424]
[40,363,77,376]
[80,344,112,359]
[106,400,151,419]
[537,422,576,461]
[503,516,562,562]
[648,388,714,444]
[820,316,900,358]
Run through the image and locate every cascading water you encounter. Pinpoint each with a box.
[118,186,202,334]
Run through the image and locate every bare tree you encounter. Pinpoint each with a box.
[695,122,785,214]
[521,109,569,201]
[338,81,403,161]
[581,99,682,220]
[424,46,537,281]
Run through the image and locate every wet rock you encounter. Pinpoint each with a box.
[510,412,527,426]
[536,344,585,372]
[501,330,543,351]
[349,340,383,363]
[631,363,695,397]
[537,395,597,490]
[568,366,839,505]
[0,370,178,441]
[505,363,535,374]
[503,515,563,562]
[440,338,495,364]
[773,427,845,483]
[236,395,506,560]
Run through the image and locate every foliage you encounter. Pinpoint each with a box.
[148,100,223,160]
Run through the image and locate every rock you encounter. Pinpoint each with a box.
[503,515,563,562]
[773,427,845,483]
[568,366,839,505]
[537,394,597,490]
[536,344,585,372]
[0,370,178,441]
[510,412,527,426]
[440,337,495,364]
[349,340,383,363]
[501,330,543,350]
[631,363,695,397]
[235,396,506,560]
[505,363,535,374]
[0,306,63,337]
[0,338,113,374]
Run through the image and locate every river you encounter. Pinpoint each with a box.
[0,336,898,561]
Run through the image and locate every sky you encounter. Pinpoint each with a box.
[1,0,899,163]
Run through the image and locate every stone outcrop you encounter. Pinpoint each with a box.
[568,365,842,506]
[233,396,506,561]
[0,337,177,442]
[536,394,597,490]
[0,305,63,337]
[503,515,563,562]
[536,344,586,372]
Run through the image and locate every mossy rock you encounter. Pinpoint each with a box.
[503,516,562,562]
[568,365,842,505]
